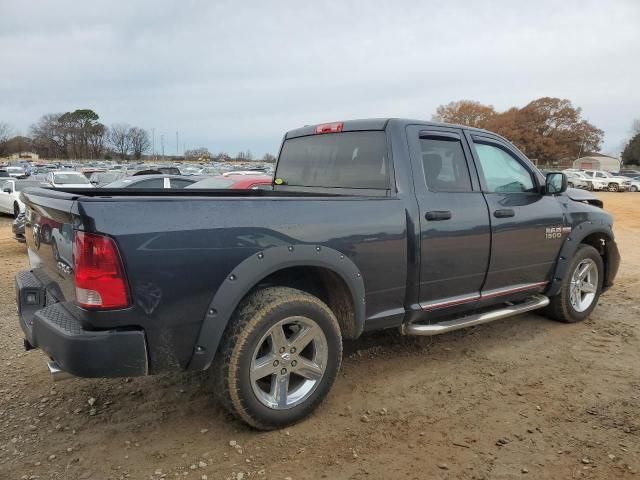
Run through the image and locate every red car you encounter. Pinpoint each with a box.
[186,173,272,190]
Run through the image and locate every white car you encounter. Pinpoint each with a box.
[45,171,94,188]
[563,171,605,191]
[6,166,27,178]
[0,179,48,217]
[582,170,632,192]
[624,177,640,192]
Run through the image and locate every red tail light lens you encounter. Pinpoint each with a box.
[73,231,130,310]
[314,122,343,134]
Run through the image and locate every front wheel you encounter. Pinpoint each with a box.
[586,182,594,191]
[608,183,619,192]
[544,244,604,323]
[630,185,638,192]
[213,287,342,430]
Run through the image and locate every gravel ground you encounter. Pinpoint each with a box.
[0,192,638,480]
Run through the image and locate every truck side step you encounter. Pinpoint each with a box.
[402,294,550,336]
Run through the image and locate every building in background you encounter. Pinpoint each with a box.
[573,153,621,172]
[8,151,39,161]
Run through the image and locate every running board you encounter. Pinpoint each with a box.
[401,294,549,336]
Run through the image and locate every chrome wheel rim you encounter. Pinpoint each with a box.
[570,258,598,312]
[250,316,328,410]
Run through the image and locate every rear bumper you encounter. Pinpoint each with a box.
[15,270,148,378]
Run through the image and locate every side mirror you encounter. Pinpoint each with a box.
[545,172,567,195]
[2,187,11,194]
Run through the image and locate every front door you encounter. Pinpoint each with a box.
[466,133,565,295]
[407,126,491,312]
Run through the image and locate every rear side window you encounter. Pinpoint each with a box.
[276,131,389,189]
[420,137,472,192]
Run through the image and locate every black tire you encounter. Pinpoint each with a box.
[212,286,342,430]
[544,244,604,323]
[587,182,594,191]
[630,185,638,193]
[13,203,19,219]
[608,183,619,192]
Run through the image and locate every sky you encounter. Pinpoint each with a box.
[1,0,639,157]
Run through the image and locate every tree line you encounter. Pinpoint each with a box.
[621,119,640,166]
[432,97,606,164]
[0,109,151,161]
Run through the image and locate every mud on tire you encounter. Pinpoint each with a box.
[544,244,604,323]
[212,286,342,430]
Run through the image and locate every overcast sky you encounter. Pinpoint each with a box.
[1,0,638,157]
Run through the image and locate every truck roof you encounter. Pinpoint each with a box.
[284,118,498,139]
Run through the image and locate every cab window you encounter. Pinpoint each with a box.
[473,141,536,193]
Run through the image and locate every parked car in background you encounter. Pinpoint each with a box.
[625,177,639,192]
[186,174,273,190]
[0,179,49,217]
[0,169,10,178]
[6,166,28,179]
[564,170,601,190]
[103,174,199,189]
[89,171,128,187]
[582,170,632,192]
[619,169,640,176]
[45,171,94,188]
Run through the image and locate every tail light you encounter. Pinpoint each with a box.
[314,122,343,134]
[73,231,130,310]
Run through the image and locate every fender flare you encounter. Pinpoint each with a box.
[546,220,614,297]
[187,244,366,371]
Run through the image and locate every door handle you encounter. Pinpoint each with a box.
[425,210,452,221]
[494,208,515,218]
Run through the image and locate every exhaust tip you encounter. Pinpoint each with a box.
[47,361,74,382]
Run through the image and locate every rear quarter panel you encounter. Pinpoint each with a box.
[75,195,408,371]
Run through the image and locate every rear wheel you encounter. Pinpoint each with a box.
[586,182,594,191]
[630,185,638,192]
[544,244,603,323]
[213,287,342,430]
[608,183,619,192]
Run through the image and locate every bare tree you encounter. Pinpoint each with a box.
[0,122,12,155]
[109,124,132,160]
[262,153,276,163]
[631,119,640,136]
[128,127,150,160]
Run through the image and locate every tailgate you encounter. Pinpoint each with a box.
[22,188,77,302]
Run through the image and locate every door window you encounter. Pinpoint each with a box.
[419,137,472,192]
[473,142,535,193]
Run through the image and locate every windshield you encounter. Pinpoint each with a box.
[53,173,90,185]
[276,131,389,189]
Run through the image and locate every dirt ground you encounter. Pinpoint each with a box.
[0,192,638,480]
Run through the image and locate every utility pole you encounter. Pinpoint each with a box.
[151,128,155,161]
[176,131,179,156]
[161,134,165,161]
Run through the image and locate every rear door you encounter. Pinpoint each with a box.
[466,132,565,294]
[406,126,491,312]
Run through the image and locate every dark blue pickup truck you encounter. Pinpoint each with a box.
[16,118,620,429]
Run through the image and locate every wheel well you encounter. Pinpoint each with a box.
[254,266,358,339]
[581,232,610,276]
